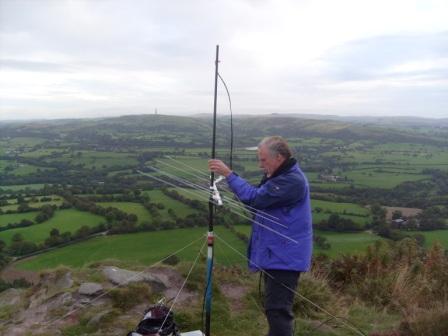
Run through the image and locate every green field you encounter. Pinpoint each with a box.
[3,137,47,148]
[237,160,260,173]
[311,199,370,216]
[47,150,139,169]
[171,189,371,225]
[416,230,448,248]
[164,187,209,204]
[152,156,210,181]
[311,199,370,226]
[313,230,384,257]
[310,182,352,190]
[0,212,39,228]
[0,204,19,212]
[27,196,64,208]
[233,225,383,257]
[96,202,152,224]
[0,195,63,212]
[344,169,429,189]
[143,190,199,217]
[15,226,247,271]
[107,169,133,177]
[13,164,41,176]
[0,184,45,192]
[0,160,9,171]
[0,209,105,245]
[312,212,369,226]
[20,148,65,158]
[97,193,199,223]
[0,162,47,176]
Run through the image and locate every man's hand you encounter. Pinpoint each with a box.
[208,159,232,177]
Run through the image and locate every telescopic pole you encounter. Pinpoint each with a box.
[205,44,219,336]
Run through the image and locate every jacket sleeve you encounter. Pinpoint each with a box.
[226,172,306,209]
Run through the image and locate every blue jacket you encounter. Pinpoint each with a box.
[226,159,313,272]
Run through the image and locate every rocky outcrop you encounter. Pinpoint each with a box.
[40,271,74,298]
[0,288,22,307]
[0,265,201,335]
[79,282,103,296]
[102,266,166,292]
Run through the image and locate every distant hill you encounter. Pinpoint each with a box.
[1,114,447,147]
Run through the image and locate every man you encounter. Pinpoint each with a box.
[208,136,312,336]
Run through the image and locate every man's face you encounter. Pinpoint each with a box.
[258,145,285,177]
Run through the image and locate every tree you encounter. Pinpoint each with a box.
[50,228,60,237]
[314,235,331,250]
[12,233,23,243]
[17,203,32,213]
[9,240,38,256]
[167,208,176,219]
[371,204,387,228]
[392,210,403,220]
[19,219,34,227]
[45,228,63,247]
[127,214,138,223]
[75,225,91,239]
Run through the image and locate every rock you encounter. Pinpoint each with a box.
[102,267,166,292]
[60,292,73,306]
[55,272,74,290]
[42,271,74,298]
[28,288,47,309]
[79,282,103,296]
[149,266,198,304]
[0,288,22,307]
[80,298,91,305]
[47,292,73,309]
[16,290,50,326]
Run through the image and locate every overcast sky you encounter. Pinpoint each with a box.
[1,0,447,120]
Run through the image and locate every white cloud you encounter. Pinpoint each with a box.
[388,58,448,74]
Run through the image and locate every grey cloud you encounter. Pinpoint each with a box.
[1,0,447,119]
[0,59,72,72]
[321,31,448,81]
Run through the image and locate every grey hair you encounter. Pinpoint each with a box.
[258,136,292,159]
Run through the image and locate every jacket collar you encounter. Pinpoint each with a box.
[259,157,297,186]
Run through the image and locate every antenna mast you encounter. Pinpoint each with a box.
[205,44,219,336]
